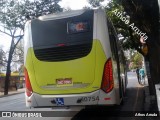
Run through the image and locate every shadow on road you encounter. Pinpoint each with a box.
[71,86,159,120]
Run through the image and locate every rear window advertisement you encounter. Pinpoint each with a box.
[68,21,90,34]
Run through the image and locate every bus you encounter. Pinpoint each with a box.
[24,9,128,108]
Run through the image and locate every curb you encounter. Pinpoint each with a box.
[155,84,160,112]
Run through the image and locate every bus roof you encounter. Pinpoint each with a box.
[38,9,87,21]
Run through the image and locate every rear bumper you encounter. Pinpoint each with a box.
[25,89,119,107]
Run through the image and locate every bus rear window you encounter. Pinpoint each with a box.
[31,10,93,49]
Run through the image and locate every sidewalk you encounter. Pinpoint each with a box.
[155,84,160,112]
[0,88,25,98]
[144,86,158,111]
[140,76,159,113]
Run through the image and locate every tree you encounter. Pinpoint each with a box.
[88,0,144,54]
[88,0,105,7]
[88,0,160,95]
[121,0,160,95]
[10,41,24,73]
[12,41,24,65]
[0,47,7,72]
[0,0,62,95]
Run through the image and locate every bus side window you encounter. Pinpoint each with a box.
[107,19,118,60]
[107,18,126,75]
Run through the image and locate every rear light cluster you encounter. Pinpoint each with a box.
[24,67,33,97]
[101,58,114,93]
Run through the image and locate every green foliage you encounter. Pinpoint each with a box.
[0,47,6,67]
[133,52,143,67]
[130,52,143,69]
[106,1,131,48]
[23,0,63,18]
[0,0,63,30]
[88,0,105,7]
[107,0,144,53]
[87,0,149,55]
[12,41,24,64]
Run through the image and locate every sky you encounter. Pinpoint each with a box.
[0,0,109,51]
[0,32,11,51]
[59,0,90,10]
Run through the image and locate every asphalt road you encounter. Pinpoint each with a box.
[0,72,157,120]
[72,72,146,120]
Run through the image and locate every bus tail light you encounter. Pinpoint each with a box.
[101,58,114,93]
[24,67,33,97]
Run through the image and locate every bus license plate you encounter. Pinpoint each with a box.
[56,78,72,87]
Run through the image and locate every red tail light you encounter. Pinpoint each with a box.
[24,67,33,97]
[101,58,114,93]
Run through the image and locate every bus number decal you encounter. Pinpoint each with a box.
[82,96,99,102]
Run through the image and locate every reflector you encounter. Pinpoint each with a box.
[24,67,33,97]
